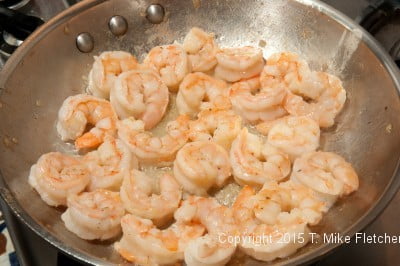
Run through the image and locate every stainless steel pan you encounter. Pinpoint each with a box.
[0,0,400,265]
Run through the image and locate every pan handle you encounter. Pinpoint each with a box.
[0,3,44,40]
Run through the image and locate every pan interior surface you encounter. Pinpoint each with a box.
[0,0,399,265]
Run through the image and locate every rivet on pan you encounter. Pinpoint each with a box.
[146,4,165,24]
[109,15,128,36]
[76,32,94,53]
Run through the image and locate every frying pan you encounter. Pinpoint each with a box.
[0,0,400,265]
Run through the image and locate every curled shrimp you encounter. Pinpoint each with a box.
[120,169,181,226]
[175,197,238,266]
[229,76,287,124]
[230,128,291,187]
[56,94,118,149]
[232,186,311,262]
[117,115,190,166]
[253,181,327,226]
[28,152,89,207]
[183,27,219,72]
[185,235,236,266]
[257,115,320,160]
[177,72,231,117]
[61,189,125,240]
[215,46,264,82]
[83,136,138,191]
[216,46,263,71]
[87,51,138,99]
[110,68,169,130]
[115,214,205,265]
[189,109,242,150]
[175,196,239,238]
[291,151,359,208]
[144,44,190,92]
[284,72,346,128]
[260,52,325,100]
[173,141,232,196]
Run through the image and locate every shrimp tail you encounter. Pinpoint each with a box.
[75,132,103,149]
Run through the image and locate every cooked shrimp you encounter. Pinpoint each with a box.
[284,72,346,128]
[183,27,219,72]
[230,128,291,187]
[175,196,238,237]
[257,116,320,160]
[232,186,311,262]
[120,169,181,226]
[61,189,125,240]
[28,152,89,207]
[229,76,287,124]
[173,141,231,195]
[216,46,263,71]
[291,151,359,208]
[117,115,190,166]
[87,51,138,99]
[185,235,236,266]
[260,52,325,100]
[83,136,137,191]
[215,46,264,82]
[253,181,327,226]
[177,72,231,117]
[144,44,189,91]
[189,109,242,150]
[115,214,205,265]
[175,197,238,266]
[57,94,118,149]
[215,62,265,83]
[110,68,169,130]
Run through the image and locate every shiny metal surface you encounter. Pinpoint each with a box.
[108,15,128,36]
[5,0,30,10]
[0,0,399,265]
[3,31,23,46]
[145,3,165,24]
[76,32,94,53]
[0,0,69,68]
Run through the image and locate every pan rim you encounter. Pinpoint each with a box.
[0,0,400,265]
